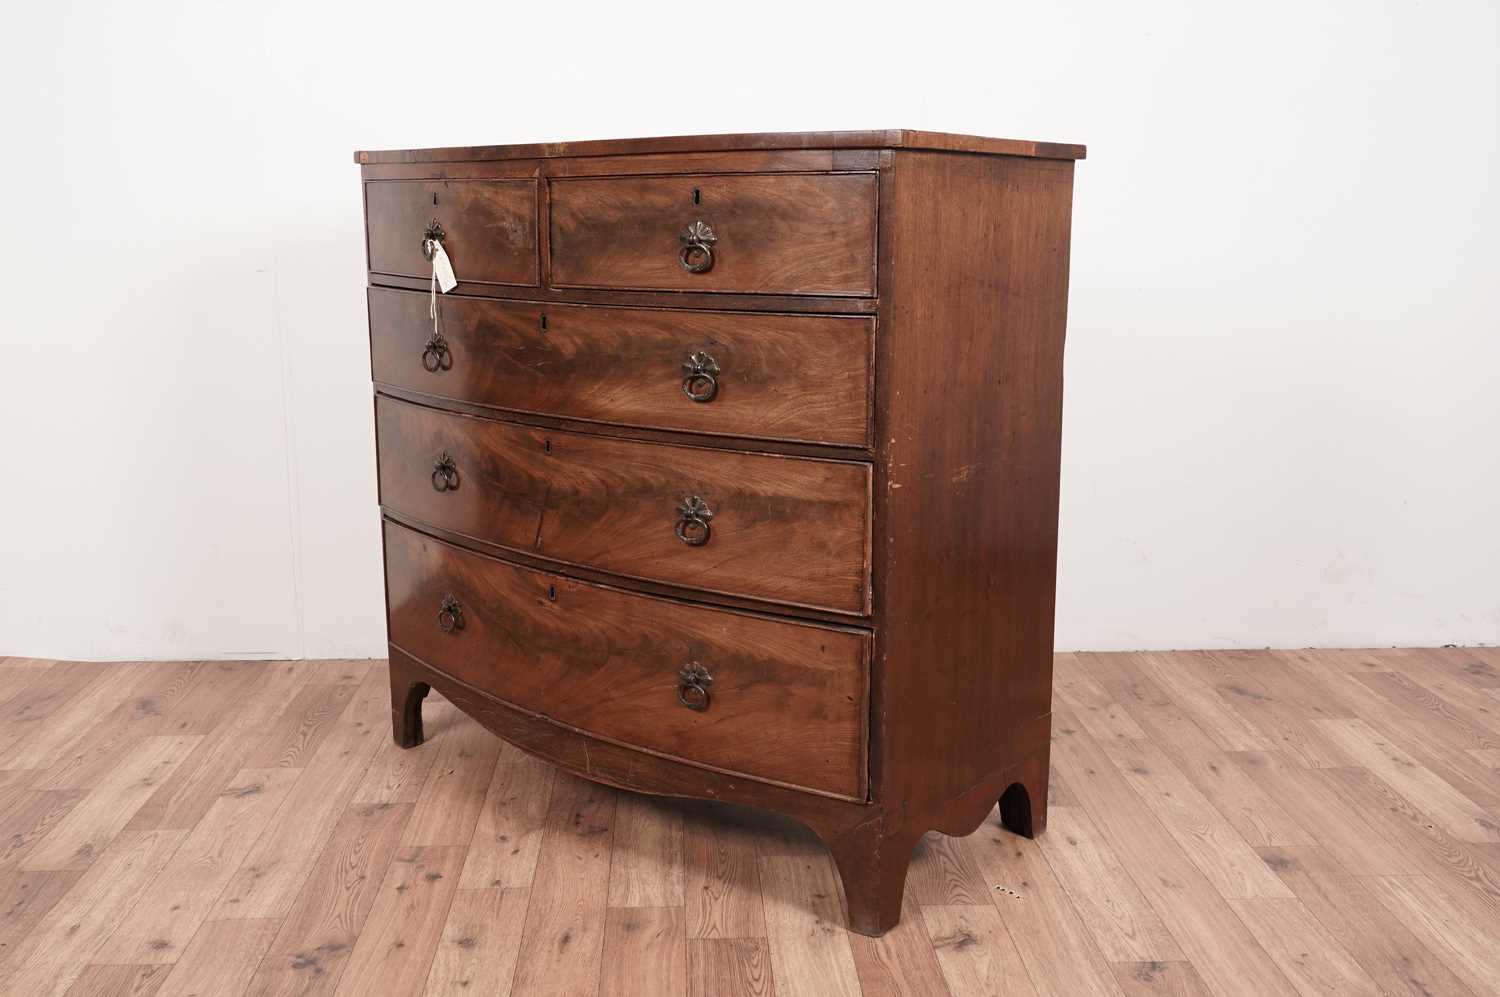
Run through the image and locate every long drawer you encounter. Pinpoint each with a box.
[364,178,539,285]
[369,287,874,446]
[549,172,877,296]
[375,396,872,614]
[384,521,869,799]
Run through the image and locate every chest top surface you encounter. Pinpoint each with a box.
[355,128,1086,164]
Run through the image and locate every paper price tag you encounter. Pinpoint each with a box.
[430,241,457,293]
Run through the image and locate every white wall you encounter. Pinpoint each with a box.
[1,0,1496,660]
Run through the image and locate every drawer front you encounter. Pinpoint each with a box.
[376,396,871,614]
[365,179,539,285]
[384,522,869,799]
[369,287,874,446]
[549,173,877,296]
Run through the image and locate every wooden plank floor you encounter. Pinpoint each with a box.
[1,648,1498,996]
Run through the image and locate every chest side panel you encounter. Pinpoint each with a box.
[870,150,1075,812]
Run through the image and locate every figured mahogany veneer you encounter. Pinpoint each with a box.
[374,395,871,614]
[384,521,869,799]
[365,178,539,285]
[549,173,878,296]
[359,129,1083,936]
[368,286,874,445]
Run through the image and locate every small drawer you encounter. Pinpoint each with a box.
[383,521,870,799]
[365,179,539,285]
[549,173,877,296]
[375,396,871,614]
[369,287,874,446]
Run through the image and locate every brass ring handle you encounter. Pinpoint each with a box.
[437,594,465,634]
[674,495,713,546]
[677,662,713,711]
[431,453,460,492]
[678,243,714,274]
[681,351,719,403]
[678,221,717,274]
[422,333,452,372]
[421,219,446,261]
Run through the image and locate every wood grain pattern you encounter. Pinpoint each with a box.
[1227,896,1383,995]
[509,773,615,997]
[243,791,414,995]
[349,698,449,806]
[1257,844,1475,997]
[0,662,111,757]
[1109,961,1214,997]
[60,963,170,996]
[1047,710,1302,997]
[1131,652,1273,752]
[1313,717,1500,843]
[398,708,503,847]
[4,665,143,770]
[210,701,387,920]
[1093,656,1316,849]
[3,651,1499,995]
[153,918,280,997]
[353,129,1087,165]
[550,173,877,296]
[0,788,84,869]
[1051,653,1148,741]
[0,764,36,795]
[380,504,871,630]
[368,287,874,447]
[364,179,538,285]
[599,906,687,997]
[457,752,553,890]
[1184,650,1356,769]
[905,831,989,907]
[3,829,189,997]
[1228,751,1425,876]
[1364,873,1500,996]
[128,659,266,737]
[1320,765,1500,921]
[92,767,300,964]
[1037,806,1184,962]
[683,804,767,939]
[1284,651,1500,817]
[423,887,527,997]
[608,793,684,908]
[243,682,359,769]
[1357,668,1500,750]
[871,149,1074,812]
[965,829,1125,996]
[1105,738,1295,899]
[922,904,1036,997]
[244,800,413,997]
[0,869,84,967]
[329,845,464,996]
[22,735,201,871]
[120,661,315,833]
[759,851,862,997]
[846,885,950,997]
[383,522,870,800]
[376,396,872,614]
[686,938,774,997]
[358,150,880,184]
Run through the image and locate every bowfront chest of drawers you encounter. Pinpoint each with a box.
[356,130,1084,935]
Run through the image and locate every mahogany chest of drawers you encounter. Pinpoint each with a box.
[356,130,1084,935]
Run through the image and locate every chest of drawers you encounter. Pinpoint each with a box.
[357,130,1083,935]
